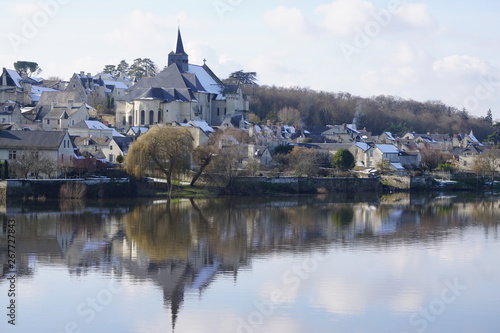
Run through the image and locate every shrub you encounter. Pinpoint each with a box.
[59,182,87,199]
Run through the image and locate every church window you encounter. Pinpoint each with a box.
[149,110,154,125]
[140,110,145,125]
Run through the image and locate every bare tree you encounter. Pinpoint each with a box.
[277,106,301,127]
[10,150,56,179]
[473,148,500,186]
[288,146,320,176]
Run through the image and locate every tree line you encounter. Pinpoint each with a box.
[246,85,496,141]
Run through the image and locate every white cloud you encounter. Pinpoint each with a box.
[103,10,188,55]
[316,0,374,36]
[433,55,493,76]
[7,2,41,17]
[397,3,438,30]
[264,6,313,37]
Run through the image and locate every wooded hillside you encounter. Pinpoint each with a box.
[247,85,495,141]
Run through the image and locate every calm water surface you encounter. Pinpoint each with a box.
[0,193,499,333]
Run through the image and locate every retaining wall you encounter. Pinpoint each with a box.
[232,176,382,194]
[0,178,133,199]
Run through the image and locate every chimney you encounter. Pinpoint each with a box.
[249,123,255,137]
[80,71,84,77]
[68,100,73,109]
[2,68,7,86]
[51,102,55,110]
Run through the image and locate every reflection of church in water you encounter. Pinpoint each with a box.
[2,195,487,330]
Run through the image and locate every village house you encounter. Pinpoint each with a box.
[115,29,249,130]
[0,101,22,124]
[0,130,75,178]
[452,130,483,148]
[0,68,58,106]
[246,144,272,167]
[40,101,91,131]
[126,126,149,137]
[68,120,124,139]
[402,132,452,151]
[73,136,124,163]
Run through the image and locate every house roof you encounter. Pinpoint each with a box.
[30,85,58,102]
[375,144,399,154]
[384,132,396,141]
[189,120,215,133]
[35,91,86,120]
[128,126,149,135]
[113,136,133,154]
[5,69,23,88]
[0,130,66,149]
[71,120,124,137]
[356,142,371,152]
[390,162,406,170]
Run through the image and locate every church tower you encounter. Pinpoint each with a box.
[168,28,189,73]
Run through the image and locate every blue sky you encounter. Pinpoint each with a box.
[1,0,499,120]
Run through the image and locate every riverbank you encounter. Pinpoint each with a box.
[0,173,497,201]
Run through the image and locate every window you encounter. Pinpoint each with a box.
[217,108,220,116]
[8,150,16,160]
[57,119,60,125]
[128,116,132,125]
[224,108,227,115]
[149,110,154,125]
[47,119,50,125]
[110,145,113,150]
[140,110,145,125]
[109,154,114,162]
[63,140,66,148]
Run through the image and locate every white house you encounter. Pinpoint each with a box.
[0,130,75,177]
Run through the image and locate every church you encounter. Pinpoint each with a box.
[115,29,249,129]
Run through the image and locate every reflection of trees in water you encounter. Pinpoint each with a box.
[124,201,194,262]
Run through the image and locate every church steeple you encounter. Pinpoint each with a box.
[175,28,186,54]
[168,28,189,73]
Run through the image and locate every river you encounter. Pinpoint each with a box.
[0,193,499,333]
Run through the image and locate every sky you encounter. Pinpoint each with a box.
[1,0,500,120]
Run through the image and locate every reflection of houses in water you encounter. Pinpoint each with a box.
[2,195,500,330]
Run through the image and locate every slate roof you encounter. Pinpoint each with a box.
[4,69,23,88]
[74,120,124,137]
[0,130,66,149]
[356,142,371,152]
[375,144,399,154]
[35,91,85,120]
[122,65,198,103]
[121,62,227,104]
[113,136,133,154]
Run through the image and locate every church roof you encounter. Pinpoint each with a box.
[123,62,224,103]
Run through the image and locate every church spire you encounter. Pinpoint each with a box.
[176,28,186,55]
[168,28,189,72]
